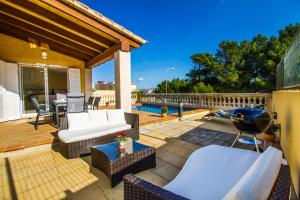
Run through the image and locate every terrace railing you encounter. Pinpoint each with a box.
[140,93,272,112]
[92,94,137,106]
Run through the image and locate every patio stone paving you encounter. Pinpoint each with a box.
[0,137,199,200]
[0,113,268,199]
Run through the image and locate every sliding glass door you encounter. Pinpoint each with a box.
[21,65,45,113]
[21,65,68,113]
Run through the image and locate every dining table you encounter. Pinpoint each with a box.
[52,100,67,128]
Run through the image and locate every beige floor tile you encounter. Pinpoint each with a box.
[156,148,186,168]
[137,170,168,187]
[152,164,180,182]
[65,182,108,200]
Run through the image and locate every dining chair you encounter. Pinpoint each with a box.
[56,93,66,102]
[66,95,85,113]
[31,96,53,130]
[85,96,95,110]
[93,97,101,110]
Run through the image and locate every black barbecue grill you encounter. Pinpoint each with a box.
[230,107,272,151]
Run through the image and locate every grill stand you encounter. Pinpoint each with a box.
[231,132,260,152]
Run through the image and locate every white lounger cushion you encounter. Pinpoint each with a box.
[58,124,131,143]
[164,145,260,200]
[107,109,126,125]
[223,146,282,200]
[67,113,91,131]
[88,110,108,127]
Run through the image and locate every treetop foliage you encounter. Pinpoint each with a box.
[154,23,300,93]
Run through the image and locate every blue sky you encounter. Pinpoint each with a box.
[80,0,300,89]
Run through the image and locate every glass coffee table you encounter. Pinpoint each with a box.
[91,138,156,187]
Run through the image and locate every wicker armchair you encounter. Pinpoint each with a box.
[59,112,139,158]
[123,164,291,200]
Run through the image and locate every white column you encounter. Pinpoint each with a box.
[114,50,131,112]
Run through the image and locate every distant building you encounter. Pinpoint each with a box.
[94,80,137,92]
[142,88,154,93]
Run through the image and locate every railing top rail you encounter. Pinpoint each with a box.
[143,93,272,97]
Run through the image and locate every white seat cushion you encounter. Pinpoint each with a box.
[164,145,260,200]
[223,146,282,200]
[107,109,126,125]
[67,113,91,131]
[88,109,108,127]
[58,124,131,143]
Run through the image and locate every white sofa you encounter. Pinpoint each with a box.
[124,145,291,200]
[58,109,139,158]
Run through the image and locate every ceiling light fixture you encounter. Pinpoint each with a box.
[41,49,48,60]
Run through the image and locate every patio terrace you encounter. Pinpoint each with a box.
[0,108,209,152]
[0,114,256,200]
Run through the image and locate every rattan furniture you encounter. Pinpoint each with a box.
[123,165,290,200]
[92,139,156,187]
[123,145,291,200]
[59,112,139,158]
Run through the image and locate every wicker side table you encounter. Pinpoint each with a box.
[91,139,156,187]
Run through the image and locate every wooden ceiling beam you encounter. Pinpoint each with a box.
[0,22,91,61]
[4,0,116,48]
[0,3,107,53]
[31,0,141,48]
[0,12,99,57]
[86,42,131,68]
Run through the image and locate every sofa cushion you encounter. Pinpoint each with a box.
[107,109,126,125]
[58,124,131,143]
[164,145,260,200]
[88,109,108,127]
[67,113,91,131]
[223,146,282,200]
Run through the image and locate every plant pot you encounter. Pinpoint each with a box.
[263,133,276,142]
[161,113,167,118]
[119,141,126,150]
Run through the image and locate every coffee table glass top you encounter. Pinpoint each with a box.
[94,138,152,161]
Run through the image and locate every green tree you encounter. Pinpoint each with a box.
[154,78,189,93]
[192,82,214,93]
[154,23,300,93]
[187,23,300,92]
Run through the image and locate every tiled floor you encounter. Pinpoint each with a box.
[0,137,199,199]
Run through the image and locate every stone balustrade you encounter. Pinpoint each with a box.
[92,94,137,106]
[140,93,272,112]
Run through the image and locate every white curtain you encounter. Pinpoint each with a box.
[68,68,81,94]
[0,60,21,122]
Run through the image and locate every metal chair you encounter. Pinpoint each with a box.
[93,97,101,110]
[31,96,53,130]
[66,95,85,113]
[85,96,94,110]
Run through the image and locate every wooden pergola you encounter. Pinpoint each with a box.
[0,0,146,68]
[0,0,146,112]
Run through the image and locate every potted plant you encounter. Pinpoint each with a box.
[161,105,168,118]
[263,122,280,142]
[115,132,128,149]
